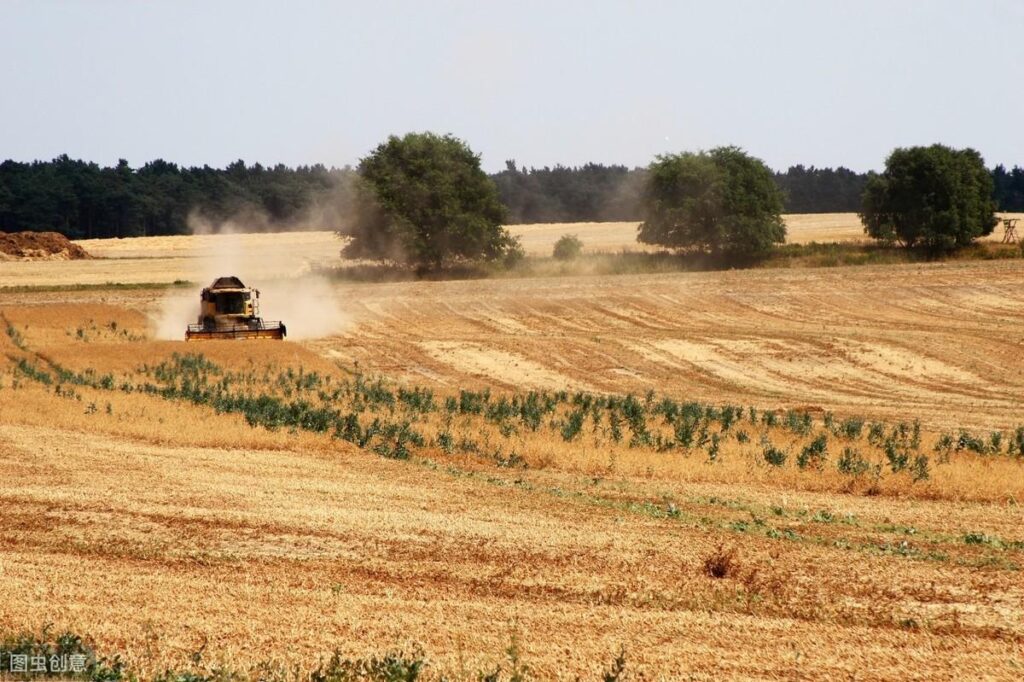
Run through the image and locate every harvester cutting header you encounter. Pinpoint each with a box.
[185,276,286,340]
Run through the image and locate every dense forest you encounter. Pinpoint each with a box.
[1,155,1022,239]
[0,156,348,238]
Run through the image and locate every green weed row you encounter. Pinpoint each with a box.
[10,352,1024,479]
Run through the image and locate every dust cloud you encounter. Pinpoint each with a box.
[150,210,350,341]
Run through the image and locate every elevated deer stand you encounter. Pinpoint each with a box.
[1002,218,1019,244]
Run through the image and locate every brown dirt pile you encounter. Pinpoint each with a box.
[0,231,93,261]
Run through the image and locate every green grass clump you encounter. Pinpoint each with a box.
[0,627,123,681]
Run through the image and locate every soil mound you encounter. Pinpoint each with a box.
[0,231,93,261]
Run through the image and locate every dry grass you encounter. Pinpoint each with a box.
[2,240,1024,678]
[1,212,1018,289]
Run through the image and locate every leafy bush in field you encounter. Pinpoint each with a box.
[673,416,696,449]
[706,433,721,462]
[957,430,987,455]
[867,422,886,446]
[837,417,864,440]
[398,387,434,414]
[784,410,813,436]
[933,433,955,462]
[3,316,27,350]
[719,405,740,431]
[911,455,930,482]
[621,395,652,447]
[560,408,585,442]
[370,421,425,460]
[883,427,912,473]
[762,440,787,467]
[14,358,52,385]
[552,234,583,261]
[797,434,828,469]
[458,389,489,415]
[837,447,873,476]
[1013,427,1024,458]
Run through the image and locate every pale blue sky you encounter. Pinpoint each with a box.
[1,1,1021,173]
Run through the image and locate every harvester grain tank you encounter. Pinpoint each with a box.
[185,276,286,340]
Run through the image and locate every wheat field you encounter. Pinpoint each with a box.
[1,217,1023,679]
[0,212,1018,289]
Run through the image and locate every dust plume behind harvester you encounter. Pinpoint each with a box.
[185,276,286,340]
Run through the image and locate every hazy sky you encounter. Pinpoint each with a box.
[2,1,1021,173]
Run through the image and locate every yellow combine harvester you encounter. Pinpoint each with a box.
[185,276,287,341]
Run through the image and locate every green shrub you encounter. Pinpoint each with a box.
[608,410,624,443]
[867,422,885,446]
[838,417,864,440]
[784,410,812,436]
[14,358,52,385]
[459,389,489,415]
[797,434,828,469]
[552,234,584,261]
[560,408,585,442]
[719,405,739,431]
[398,387,434,413]
[1012,426,1024,458]
[883,436,910,473]
[988,431,1003,454]
[761,440,787,467]
[963,532,994,546]
[837,447,872,476]
[933,433,954,461]
[706,433,721,462]
[674,417,695,449]
[622,395,651,447]
[434,431,454,455]
[911,454,930,482]
[3,317,27,350]
[956,430,987,455]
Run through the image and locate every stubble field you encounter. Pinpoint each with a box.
[1,215,1023,679]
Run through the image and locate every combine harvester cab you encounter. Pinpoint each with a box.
[185,276,287,340]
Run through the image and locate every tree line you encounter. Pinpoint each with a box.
[341,134,1006,270]
[0,155,349,238]
[3,153,1022,240]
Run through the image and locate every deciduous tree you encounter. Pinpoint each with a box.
[860,145,997,250]
[637,146,785,257]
